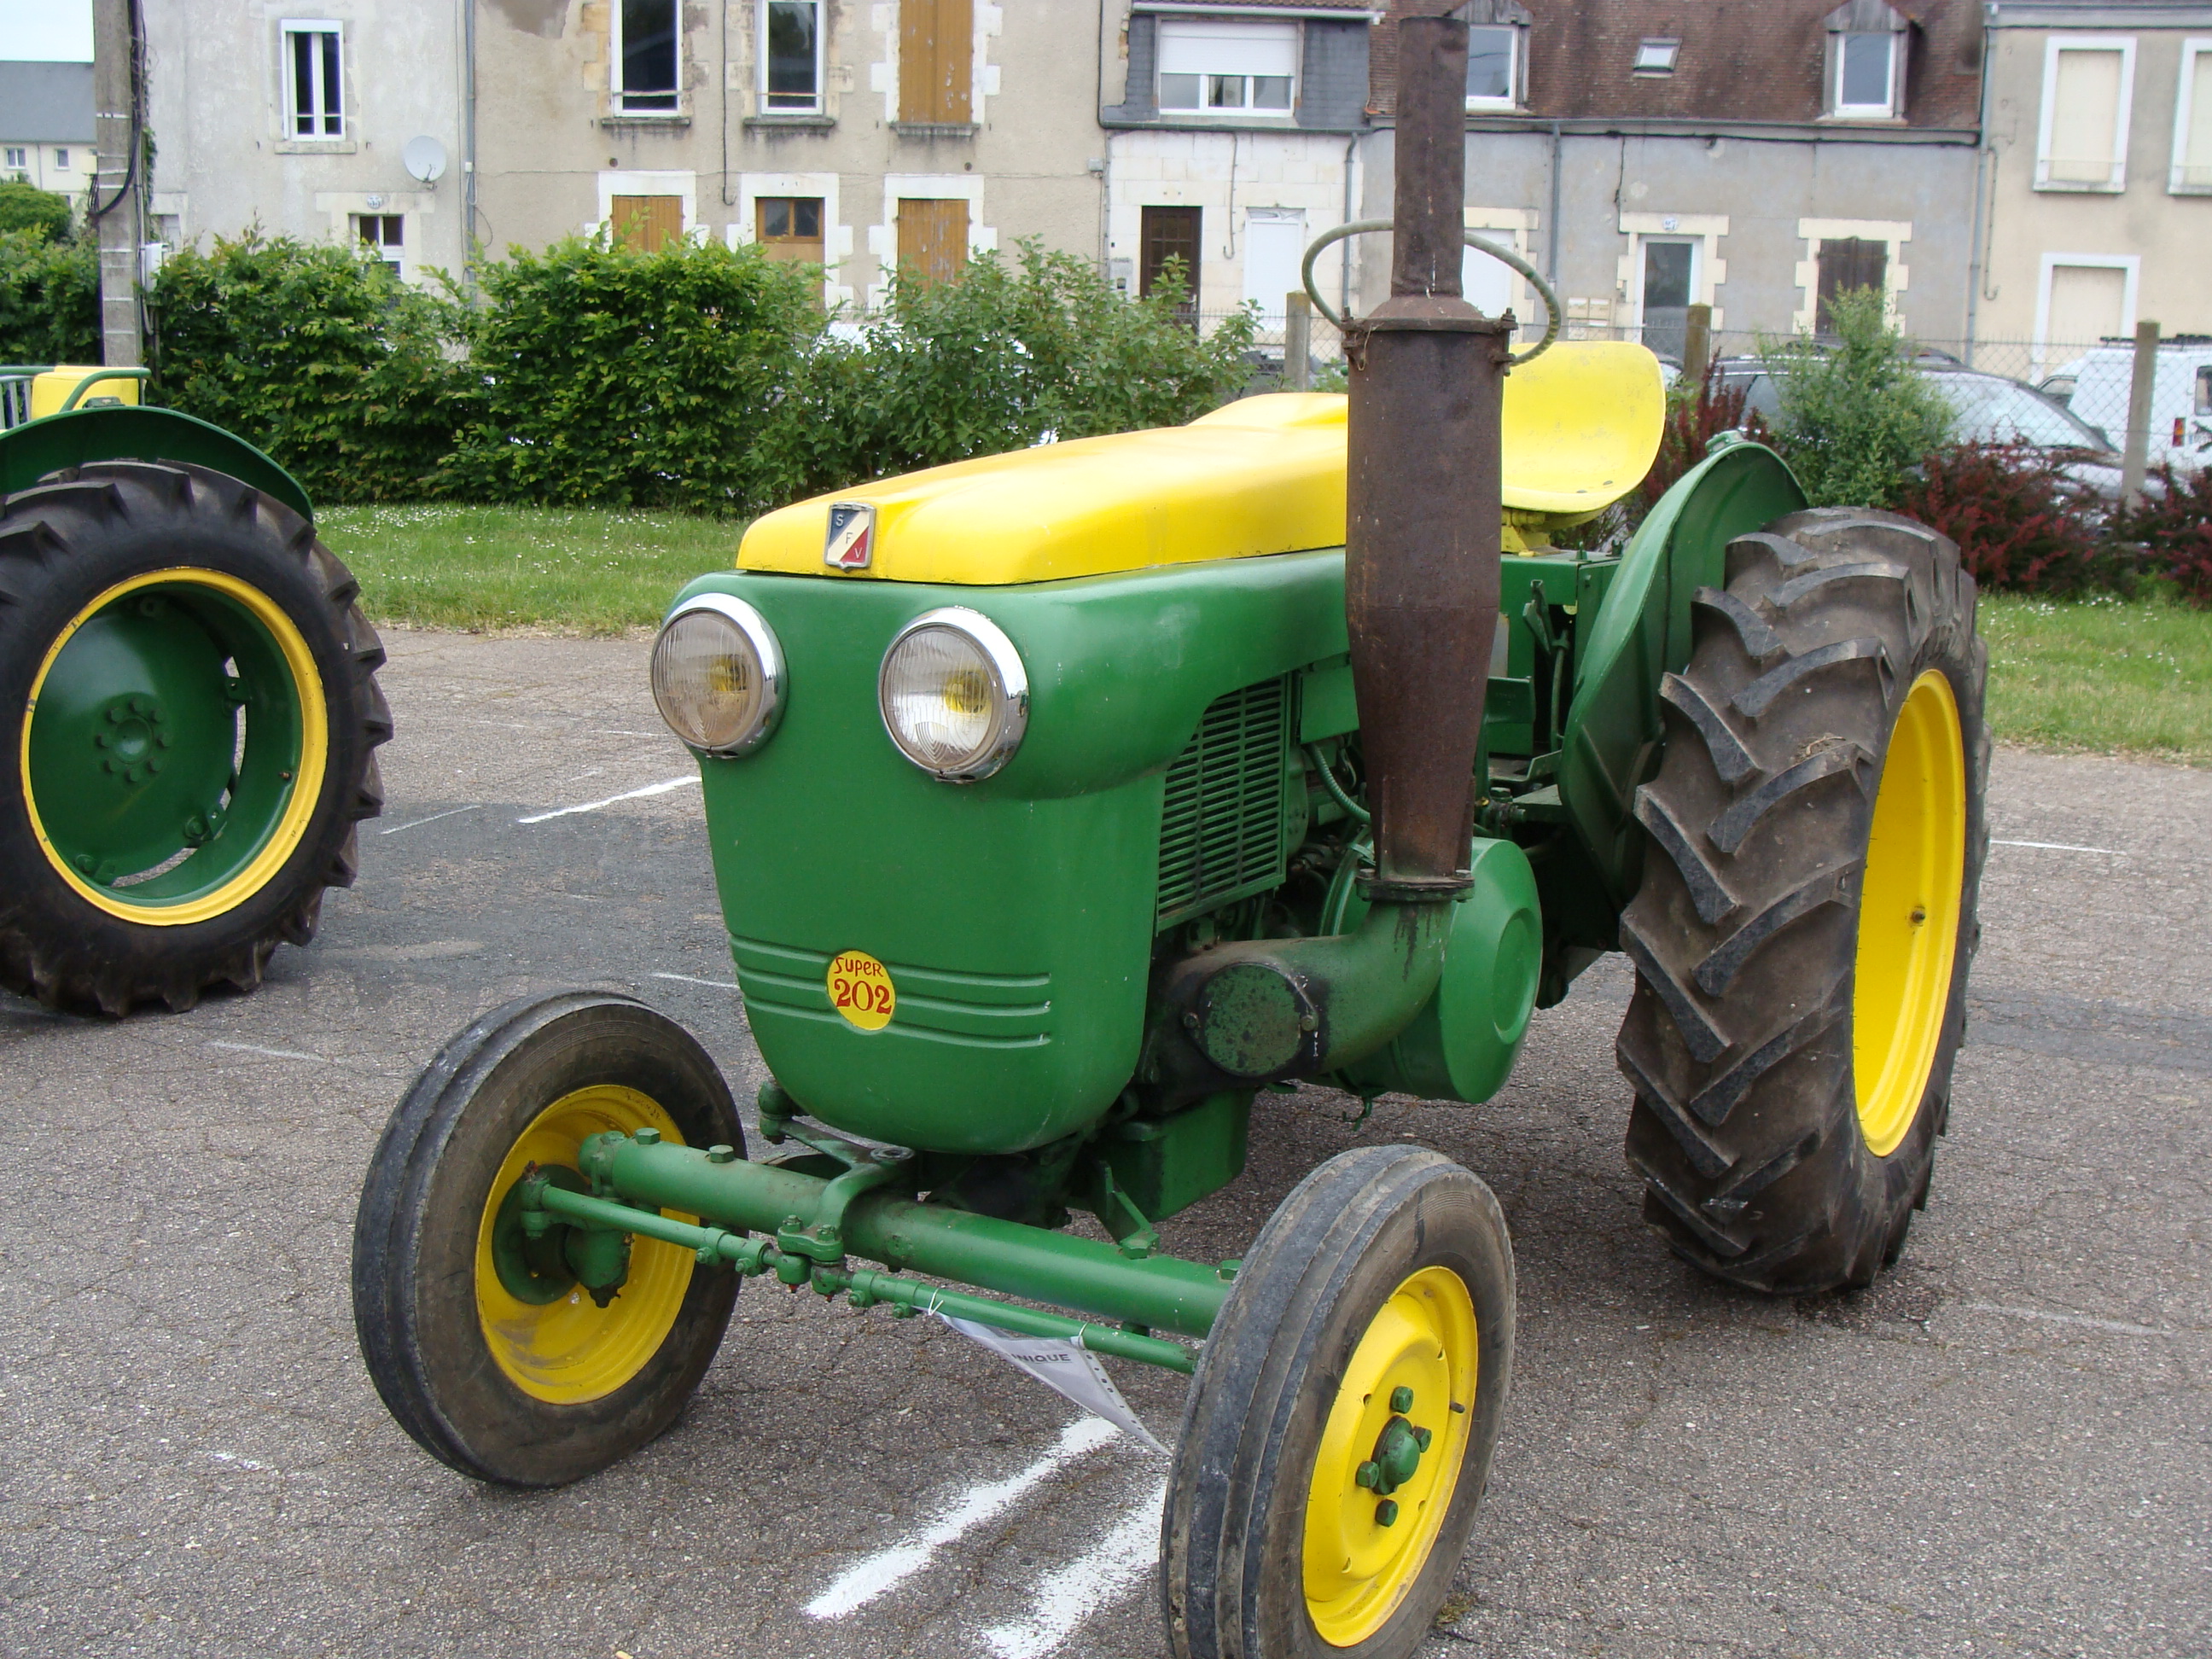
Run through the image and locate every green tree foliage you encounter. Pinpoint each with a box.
[439,234,823,512]
[0,183,75,244]
[0,229,99,364]
[149,230,463,499]
[1761,288,1953,508]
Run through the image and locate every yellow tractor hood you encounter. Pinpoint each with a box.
[736,341,1665,586]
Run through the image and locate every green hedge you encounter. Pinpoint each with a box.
[2,227,1257,513]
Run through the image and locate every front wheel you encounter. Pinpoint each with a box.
[1161,1144,1515,1659]
[351,992,744,1487]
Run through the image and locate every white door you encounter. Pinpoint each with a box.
[1461,235,1517,321]
[1242,209,1307,326]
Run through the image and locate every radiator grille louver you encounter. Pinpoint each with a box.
[1155,677,1292,928]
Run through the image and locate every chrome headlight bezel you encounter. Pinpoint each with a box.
[649,592,787,757]
[876,606,1030,783]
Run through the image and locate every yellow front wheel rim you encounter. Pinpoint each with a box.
[1303,1266,1479,1648]
[474,1086,696,1405]
[1852,670,1967,1158]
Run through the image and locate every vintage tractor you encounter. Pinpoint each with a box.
[0,363,390,1013]
[351,19,1985,1656]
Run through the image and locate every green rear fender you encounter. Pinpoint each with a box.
[1557,438,1805,910]
[0,406,314,522]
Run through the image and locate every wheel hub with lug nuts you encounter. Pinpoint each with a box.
[1353,1384,1435,1523]
[94,693,173,786]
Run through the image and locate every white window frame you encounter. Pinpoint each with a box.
[352,212,404,276]
[2030,251,2139,379]
[53,148,70,171]
[1464,25,1522,110]
[612,0,684,114]
[3,148,26,176]
[1832,31,1901,118]
[759,0,824,114]
[2171,37,2212,195]
[2034,34,2136,192]
[1155,20,1300,119]
[280,20,346,141]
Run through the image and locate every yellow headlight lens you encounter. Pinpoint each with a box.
[878,608,1028,782]
[649,597,784,755]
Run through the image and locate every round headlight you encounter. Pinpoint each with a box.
[878,608,1028,782]
[650,595,785,756]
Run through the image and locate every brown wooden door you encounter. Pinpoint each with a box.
[612,195,684,252]
[896,197,968,288]
[900,0,973,124]
[1816,238,1888,333]
[1140,205,1202,313]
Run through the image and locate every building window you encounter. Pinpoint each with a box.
[895,196,968,287]
[1632,38,1678,77]
[2172,38,2212,193]
[54,148,70,169]
[3,148,26,180]
[900,0,973,125]
[612,195,685,250]
[1833,32,1897,115]
[1157,20,1296,115]
[616,0,680,113]
[761,0,823,112]
[755,196,824,263]
[353,213,403,275]
[282,21,344,137]
[1140,203,1202,320]
[2036,36,2135,191]
[1466,26,1519,106]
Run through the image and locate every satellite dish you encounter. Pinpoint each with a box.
[403,137,448,185]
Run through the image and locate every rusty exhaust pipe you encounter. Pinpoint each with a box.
[1167,12,1507,1081]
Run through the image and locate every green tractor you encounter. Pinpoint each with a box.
[352,20,1985,1656]
[0,363,390,1013]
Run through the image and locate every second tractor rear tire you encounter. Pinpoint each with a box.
[1616,507,1989,1295]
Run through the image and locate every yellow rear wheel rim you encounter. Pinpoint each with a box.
[1852,670,1967,1158]
[474,1086,696,1405]
[1302,1266,1479,1648]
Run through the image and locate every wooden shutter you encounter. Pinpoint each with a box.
[1815,237,1888,333]
[1139,205,1203,308]
[896,198,969,288]
[900,0,974,124]
[612,195,685,252]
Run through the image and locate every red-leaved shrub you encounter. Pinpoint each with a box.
[1635,361,1772,519]
[2111,461,2212,608]
[1892,442,2110,597]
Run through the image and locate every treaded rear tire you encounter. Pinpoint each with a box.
[0,460,389,1014]
[1615,507,1989,1294]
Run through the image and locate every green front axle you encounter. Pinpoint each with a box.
[507,1126,1239,1375]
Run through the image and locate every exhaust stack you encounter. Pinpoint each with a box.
[1167,13,1509,1082]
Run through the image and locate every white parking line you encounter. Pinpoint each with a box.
[516,776,699,824]
[979,1478,1167,1659]
[805,1417,1119,1621]
[651,971,740,991]
[1991,838,2124,855]
[206,1040,323,1063]
[1963,1301,2179,1339]
[378,805,482,836]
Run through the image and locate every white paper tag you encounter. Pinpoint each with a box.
[937,1314,1170,1457]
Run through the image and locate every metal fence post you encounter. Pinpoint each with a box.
[1284,292,1312,392]
[2120,319,2160,509]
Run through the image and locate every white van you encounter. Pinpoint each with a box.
[2043,338,2212,475]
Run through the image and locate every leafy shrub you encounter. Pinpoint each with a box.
[756,242,1258,504]
[1638,358,1770,517]
[2111,461,2212,608]
[1761,287,1953,509]
[1892,442,2113,597]
[0,183,74,244]
[149,230,463,500]
[0,229,99,364]
[439,234,821,513]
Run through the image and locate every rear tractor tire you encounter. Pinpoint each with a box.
[352,992,745,1487]
[0,460,390,1014]
[1617,507,1989,1294]
[1162,1144,1515,1659]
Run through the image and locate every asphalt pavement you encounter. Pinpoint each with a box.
[2,627,2206,1659]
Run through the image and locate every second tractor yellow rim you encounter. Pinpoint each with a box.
[1852,670,1967,1158]
[1302,1265,1479,1647]
[474,1086,696,1405]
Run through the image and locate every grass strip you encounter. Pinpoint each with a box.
[318,504,741,636]
[322,505,2212,765]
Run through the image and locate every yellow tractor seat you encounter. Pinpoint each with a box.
[736,341,1667,586]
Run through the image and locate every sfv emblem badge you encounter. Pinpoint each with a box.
[824,502,876,570]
